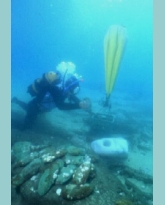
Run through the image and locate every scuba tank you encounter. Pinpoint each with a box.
[39,92,56,112]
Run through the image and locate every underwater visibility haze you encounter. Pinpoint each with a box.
[11,0,153,205]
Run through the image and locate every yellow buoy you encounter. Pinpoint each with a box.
[104,25,127,106]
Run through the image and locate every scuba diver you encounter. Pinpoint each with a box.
[11,62,91,130]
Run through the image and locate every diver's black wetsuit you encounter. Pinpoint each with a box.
[14,85,80,130]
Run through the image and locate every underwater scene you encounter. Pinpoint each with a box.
[11,0,153,205]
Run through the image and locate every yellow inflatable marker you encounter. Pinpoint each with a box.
[104,25,127,106]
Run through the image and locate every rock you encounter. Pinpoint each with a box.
[55,164,76,185]
[64,154,85,165]
[72,160,91,185]
[20,174,40,203]
[12,141,32,154]
[62,183,94,200]
[11,141,97,204]
[38,169,53,196]
[40,148,67,164]
[12,141,37,166]
[67,146,85,156]
[41,153,56,163]
[12,158,43,187]
[38,163,59,196]
[30,144,49,151]
[54,148,67,158]
[20,175,62,205]
[55,159,65,169]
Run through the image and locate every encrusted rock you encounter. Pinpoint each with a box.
[56,164,76,185]
[30,144,49,151]
[67,146,85,156]
[54,148,67,158]
[12,141,36,167]
[41,153,56,163]
[55,159,65,169]
[12,158,42,187]
[12,141,32,154]
[72,159,91,185]
[11,141,97,204]
[20,175,40,202]
[38,163,59,196]
[64,154,84,165]
[62,183,94,200]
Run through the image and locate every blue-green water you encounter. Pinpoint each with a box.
[11,1,153,204]
[12,0,153,103]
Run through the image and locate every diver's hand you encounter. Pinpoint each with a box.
[79,98,92,111]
